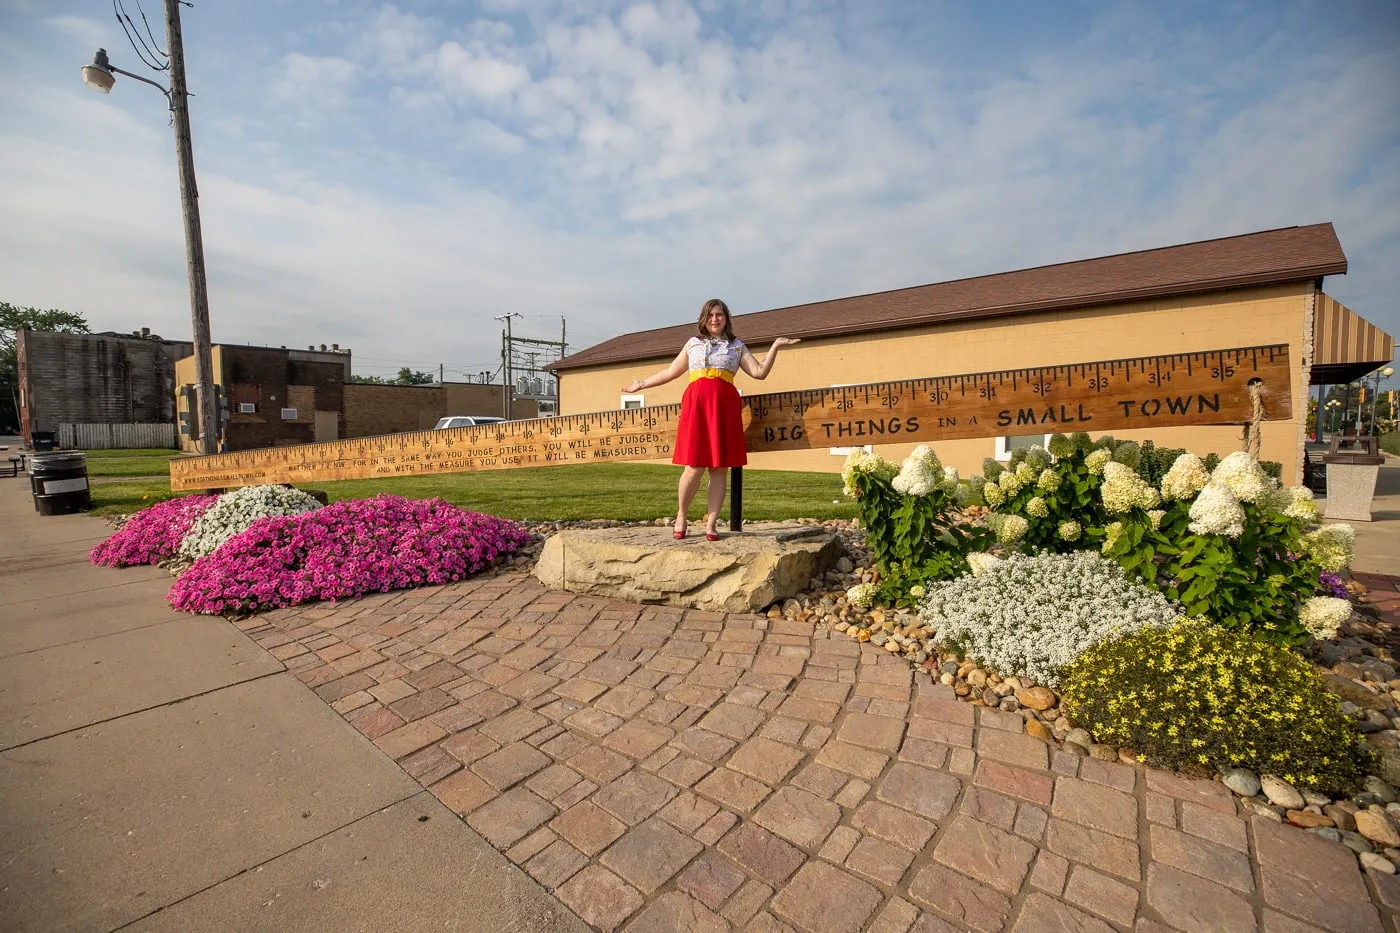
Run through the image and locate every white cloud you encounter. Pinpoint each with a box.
[271,53,358,103]
[44,15,106,50]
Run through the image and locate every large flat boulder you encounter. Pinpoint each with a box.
[533,523,840,613]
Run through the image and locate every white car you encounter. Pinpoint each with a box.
[432,416,506,430]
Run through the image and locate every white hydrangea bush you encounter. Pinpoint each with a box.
[179,484,323,563]
[918,551,1182,686]
[1299,596,1352,640]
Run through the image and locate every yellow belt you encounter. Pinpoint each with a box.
[689,368,734,383]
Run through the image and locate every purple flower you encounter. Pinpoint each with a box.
[90,495,219,567]
[167,495,532,614]
[1318,570,1349,600]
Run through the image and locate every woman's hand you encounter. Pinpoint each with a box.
[624,379,645,393]
[771,337,801,349]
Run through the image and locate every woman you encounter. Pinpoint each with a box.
[625,299,800,540]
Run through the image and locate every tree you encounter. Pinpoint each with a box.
[0,302,91,433]
[351,374,387,384]
[395,367,435,385]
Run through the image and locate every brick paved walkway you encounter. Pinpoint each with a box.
[235,570,1400,933]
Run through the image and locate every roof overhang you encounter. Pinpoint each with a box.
[1310,293,1396,385]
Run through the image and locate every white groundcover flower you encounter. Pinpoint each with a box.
[919,551,1180,686]
[179,484,323,562]
[846,582,877,609]
[1187,482,1245,537]
[1100,462,1162,513]
[1211,451,1274,504]
[1299,596,1351,640]
[1161,453,1210,501]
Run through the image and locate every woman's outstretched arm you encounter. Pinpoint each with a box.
[740,337,801,380]
[624,347,690,393]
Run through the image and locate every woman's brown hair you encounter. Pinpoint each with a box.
[696,298,736,341]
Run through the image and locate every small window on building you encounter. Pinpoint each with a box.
[281,408,298,420]
[995,433,1051,461]
[621,393,645,410]
[237,403,256,414]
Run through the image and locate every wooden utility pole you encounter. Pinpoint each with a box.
[164,0,219,455]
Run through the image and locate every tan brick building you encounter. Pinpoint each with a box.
[552,224,1395,484]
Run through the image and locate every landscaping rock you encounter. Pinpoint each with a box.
[1260,775,1306,810]
[1221,768,1261,798]
[1309,827,1344,843]
[1356,809,1400,848]
[1088,744,1118,761]
[534,523,838,613]
[1340,830,1376,855]
[1286,809,1335,829]
[1015,686,1057,711]
[1365,776,1399,804]
[1064,728,1093,750]
[1026,719,1053,741]
[1361,852,1397,874]
[1324,674,1392,711]
[1326,803,1360,832]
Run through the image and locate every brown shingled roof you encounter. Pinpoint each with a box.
[552,223,1346,371]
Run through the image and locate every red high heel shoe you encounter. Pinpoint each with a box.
[705,526,720,541]
[673,519,687,540]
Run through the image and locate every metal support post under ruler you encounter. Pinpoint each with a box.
[729,466,743,532]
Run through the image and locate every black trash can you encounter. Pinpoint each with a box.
[30,431,57,451]
[29,451,91,515]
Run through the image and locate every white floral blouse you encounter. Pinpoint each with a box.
[685,336,746,373]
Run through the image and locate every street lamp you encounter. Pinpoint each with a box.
[1326,398,1342,435]
[80,8,220,458]
[1371,366,1396,435]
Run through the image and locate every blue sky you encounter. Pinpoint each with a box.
[0,0,1396,384]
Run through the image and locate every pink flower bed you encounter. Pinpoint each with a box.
[90,494,219,567]
[167,495,533,614]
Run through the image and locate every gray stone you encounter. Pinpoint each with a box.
[1260,775,1305,810]
[1064,728,1093,749]
[1088,744,1118,761]
[1340,830,1375,855]
[1324,675,1391,711]
[1308,827,1344,843]
[1221,768,1260,798]
[1365,776,1398,804]
[534,524,838,613]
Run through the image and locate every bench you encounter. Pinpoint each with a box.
[5,454,21,478]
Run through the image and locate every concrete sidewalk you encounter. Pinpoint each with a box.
[0,478,587,932]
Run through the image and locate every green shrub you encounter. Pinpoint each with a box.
[1061,621,1371,791]
[842,448,992,606]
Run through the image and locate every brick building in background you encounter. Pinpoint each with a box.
[174,343,538,452]
[17,328,192,445]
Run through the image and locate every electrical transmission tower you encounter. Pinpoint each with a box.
[497,316,567,419]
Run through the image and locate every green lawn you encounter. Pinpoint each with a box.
[82,448,181,477]
[88,463,859,523]
[1382,433,1400,457]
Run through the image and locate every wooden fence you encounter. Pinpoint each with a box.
[58,423,178,450]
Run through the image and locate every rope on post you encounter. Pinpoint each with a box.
[1241,379,1265,458]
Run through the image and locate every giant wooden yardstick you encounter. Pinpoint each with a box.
[170,345,1292,493]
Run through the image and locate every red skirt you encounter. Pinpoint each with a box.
[673,376,747,467]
